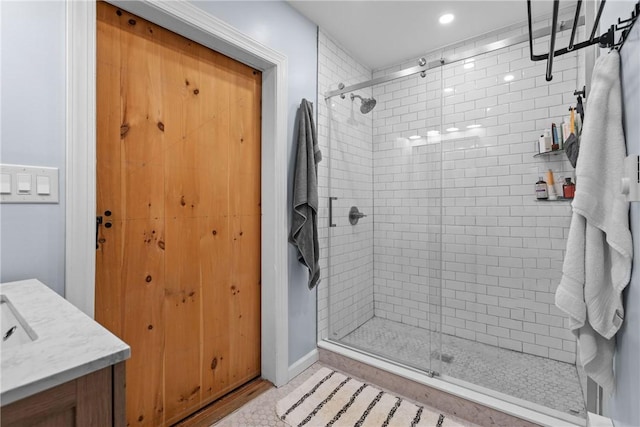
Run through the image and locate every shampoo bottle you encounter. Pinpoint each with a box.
[536,177,549,200]
[544,130,552,152]
[546,169,558,200]
[563,177,575,199]
[551,123,559,151]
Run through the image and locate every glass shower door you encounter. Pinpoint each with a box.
[435,40,586,419]
[324,80,375,344]
[324,63,444,379]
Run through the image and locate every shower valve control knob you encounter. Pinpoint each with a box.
[349,206,367,225]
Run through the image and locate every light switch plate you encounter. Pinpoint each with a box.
[17,173,31,194]
[36,175,51,195]
[0,174,10,194]
[0,164,59,203]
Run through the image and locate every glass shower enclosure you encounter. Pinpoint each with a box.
[321,27,586,422]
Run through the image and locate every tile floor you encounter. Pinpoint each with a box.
[213,362,478,427]
[340,317,586,418]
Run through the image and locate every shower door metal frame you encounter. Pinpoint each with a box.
[324,16,585,100]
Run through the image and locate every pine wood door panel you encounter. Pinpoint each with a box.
[95,58,124,339]
[121,218,165,426]
[164,160,200,219]
[230,214,261,381]
[123,163,165,220]
[118,21,164,168]
[229,63,261,218]
[95,62,121,167]
[95,216,124,337]
[160,84,188,159]
[96,2,261,425]
[199,214,232,404]
[163,216,202,424]
[194,129,230,218]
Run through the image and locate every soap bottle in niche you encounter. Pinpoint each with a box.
[563,177,576,199]
[546,169,558,200]
[543,129,553,152]
[536,177,549,200]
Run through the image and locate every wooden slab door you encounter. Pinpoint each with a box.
[95,3,262,425]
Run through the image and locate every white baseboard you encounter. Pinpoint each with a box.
[287,348,319,382]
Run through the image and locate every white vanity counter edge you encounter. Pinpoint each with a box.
[1,279,130,406]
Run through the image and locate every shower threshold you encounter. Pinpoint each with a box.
[337,317,586,420]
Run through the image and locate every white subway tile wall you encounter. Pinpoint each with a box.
[317,30,375,341]
[318,24,584,365]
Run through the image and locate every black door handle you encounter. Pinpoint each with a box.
[96,216,103,249]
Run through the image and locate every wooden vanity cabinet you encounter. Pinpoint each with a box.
[1,362,125,427]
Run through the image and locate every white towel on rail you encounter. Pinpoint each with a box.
[555,50,632,393]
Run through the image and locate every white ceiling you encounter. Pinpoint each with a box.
[288,1,554,70]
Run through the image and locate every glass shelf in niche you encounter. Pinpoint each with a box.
[535,197,573,202]
[533,149,565,158]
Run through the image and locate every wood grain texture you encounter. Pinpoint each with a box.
[95,0,124,339]
[28,410,75,427]
[76,366,112,425]
[0,367,117,427]
[96,2,262,425]
[173,378,272,427]
[113,362,127,427]
[1,381,76,426]
[201,214,233,403]
[164,217,202,425]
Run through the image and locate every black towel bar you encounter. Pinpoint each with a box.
[527,0,639,81]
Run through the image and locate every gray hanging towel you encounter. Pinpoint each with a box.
[290,99,322,289]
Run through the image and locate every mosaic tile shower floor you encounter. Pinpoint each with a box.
[340,317,586,418]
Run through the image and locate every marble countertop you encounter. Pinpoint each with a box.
[1,279,130,406]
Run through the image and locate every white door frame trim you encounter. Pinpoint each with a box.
[65,0,290,387]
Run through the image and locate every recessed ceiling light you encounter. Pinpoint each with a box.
[463,62,475,69]
[467,124,482,129]
[444,87,454,93]
[503,74,515,82]
[409,135,421,140]
[446,127,459,132]
[427,130,440,136]
[439,13,455,25]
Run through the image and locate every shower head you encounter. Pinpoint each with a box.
[350,93,377,114]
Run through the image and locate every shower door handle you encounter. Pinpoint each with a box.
[329,197,337,227]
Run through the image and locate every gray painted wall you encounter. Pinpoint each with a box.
[0,0,318,368]
[601,2,640,426]
[188,1,318,366]
[0,1,67,295]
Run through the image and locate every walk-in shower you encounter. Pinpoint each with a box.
[318,14,588,425]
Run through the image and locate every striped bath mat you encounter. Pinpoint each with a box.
[276,367,462,427]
